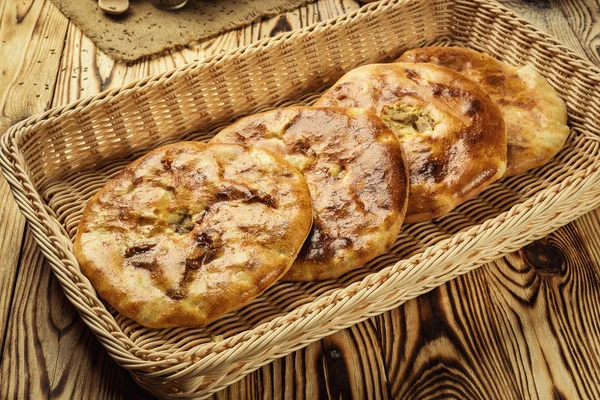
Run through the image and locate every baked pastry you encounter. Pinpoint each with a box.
[74,142,313,328]
[314,63,507,223]
[211,107,409,281]
[398,47,569,176]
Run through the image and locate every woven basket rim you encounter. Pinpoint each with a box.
[0,0,408,147]
[2,0,600,384]
[3,0,600,150]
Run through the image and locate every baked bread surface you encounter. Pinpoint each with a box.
[398,47,569,176]
[74,142,313,328]
[315,63,507,223]
[211,107,409,281]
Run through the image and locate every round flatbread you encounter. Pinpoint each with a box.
[315,63,507,223]
[398,47,569,176]
[74,142,313,328]
[211,107,409,281]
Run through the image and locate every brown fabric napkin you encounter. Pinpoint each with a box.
[51,0,314,62]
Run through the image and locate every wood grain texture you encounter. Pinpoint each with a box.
[554,0,600,66]
[0,0,67,356]
[375,224,600,399]
[0,0,68,126]
[0,177,24,352]
[2,0,600,399]
[499,0,594,62]
[213,321,388,400]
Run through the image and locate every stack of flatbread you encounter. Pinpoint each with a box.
[74,47,569,328]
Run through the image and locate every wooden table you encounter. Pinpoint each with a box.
[2,0,600,398]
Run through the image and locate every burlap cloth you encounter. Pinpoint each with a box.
[51,0,314,62]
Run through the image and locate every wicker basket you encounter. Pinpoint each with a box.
[2,0,600,397]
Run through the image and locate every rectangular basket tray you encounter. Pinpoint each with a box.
[3,0,600,397]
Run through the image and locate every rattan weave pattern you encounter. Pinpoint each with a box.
[2,0,600,397]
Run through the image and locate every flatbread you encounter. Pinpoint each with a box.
[315,63,507,223]
[398,47,569,176]
[74,142,313,328]
[211,107,409,281]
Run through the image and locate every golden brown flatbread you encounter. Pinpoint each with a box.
[398,47,569,176]
[315,63,507,223]
[211,107,409,281]
[74,142,313,328]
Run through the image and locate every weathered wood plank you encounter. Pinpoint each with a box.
[0,177,25,352]
[554,0,600,66]
[572,208,600,264]
[0,0,68,354]
[0,0,69,125]
[375,223,600,399]
[497,0,591,59]
[212,320,389,400]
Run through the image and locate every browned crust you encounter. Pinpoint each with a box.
[315,63,507,223]
[74,142,313,328]
[211,106,409,281]
[398,47,569,176]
